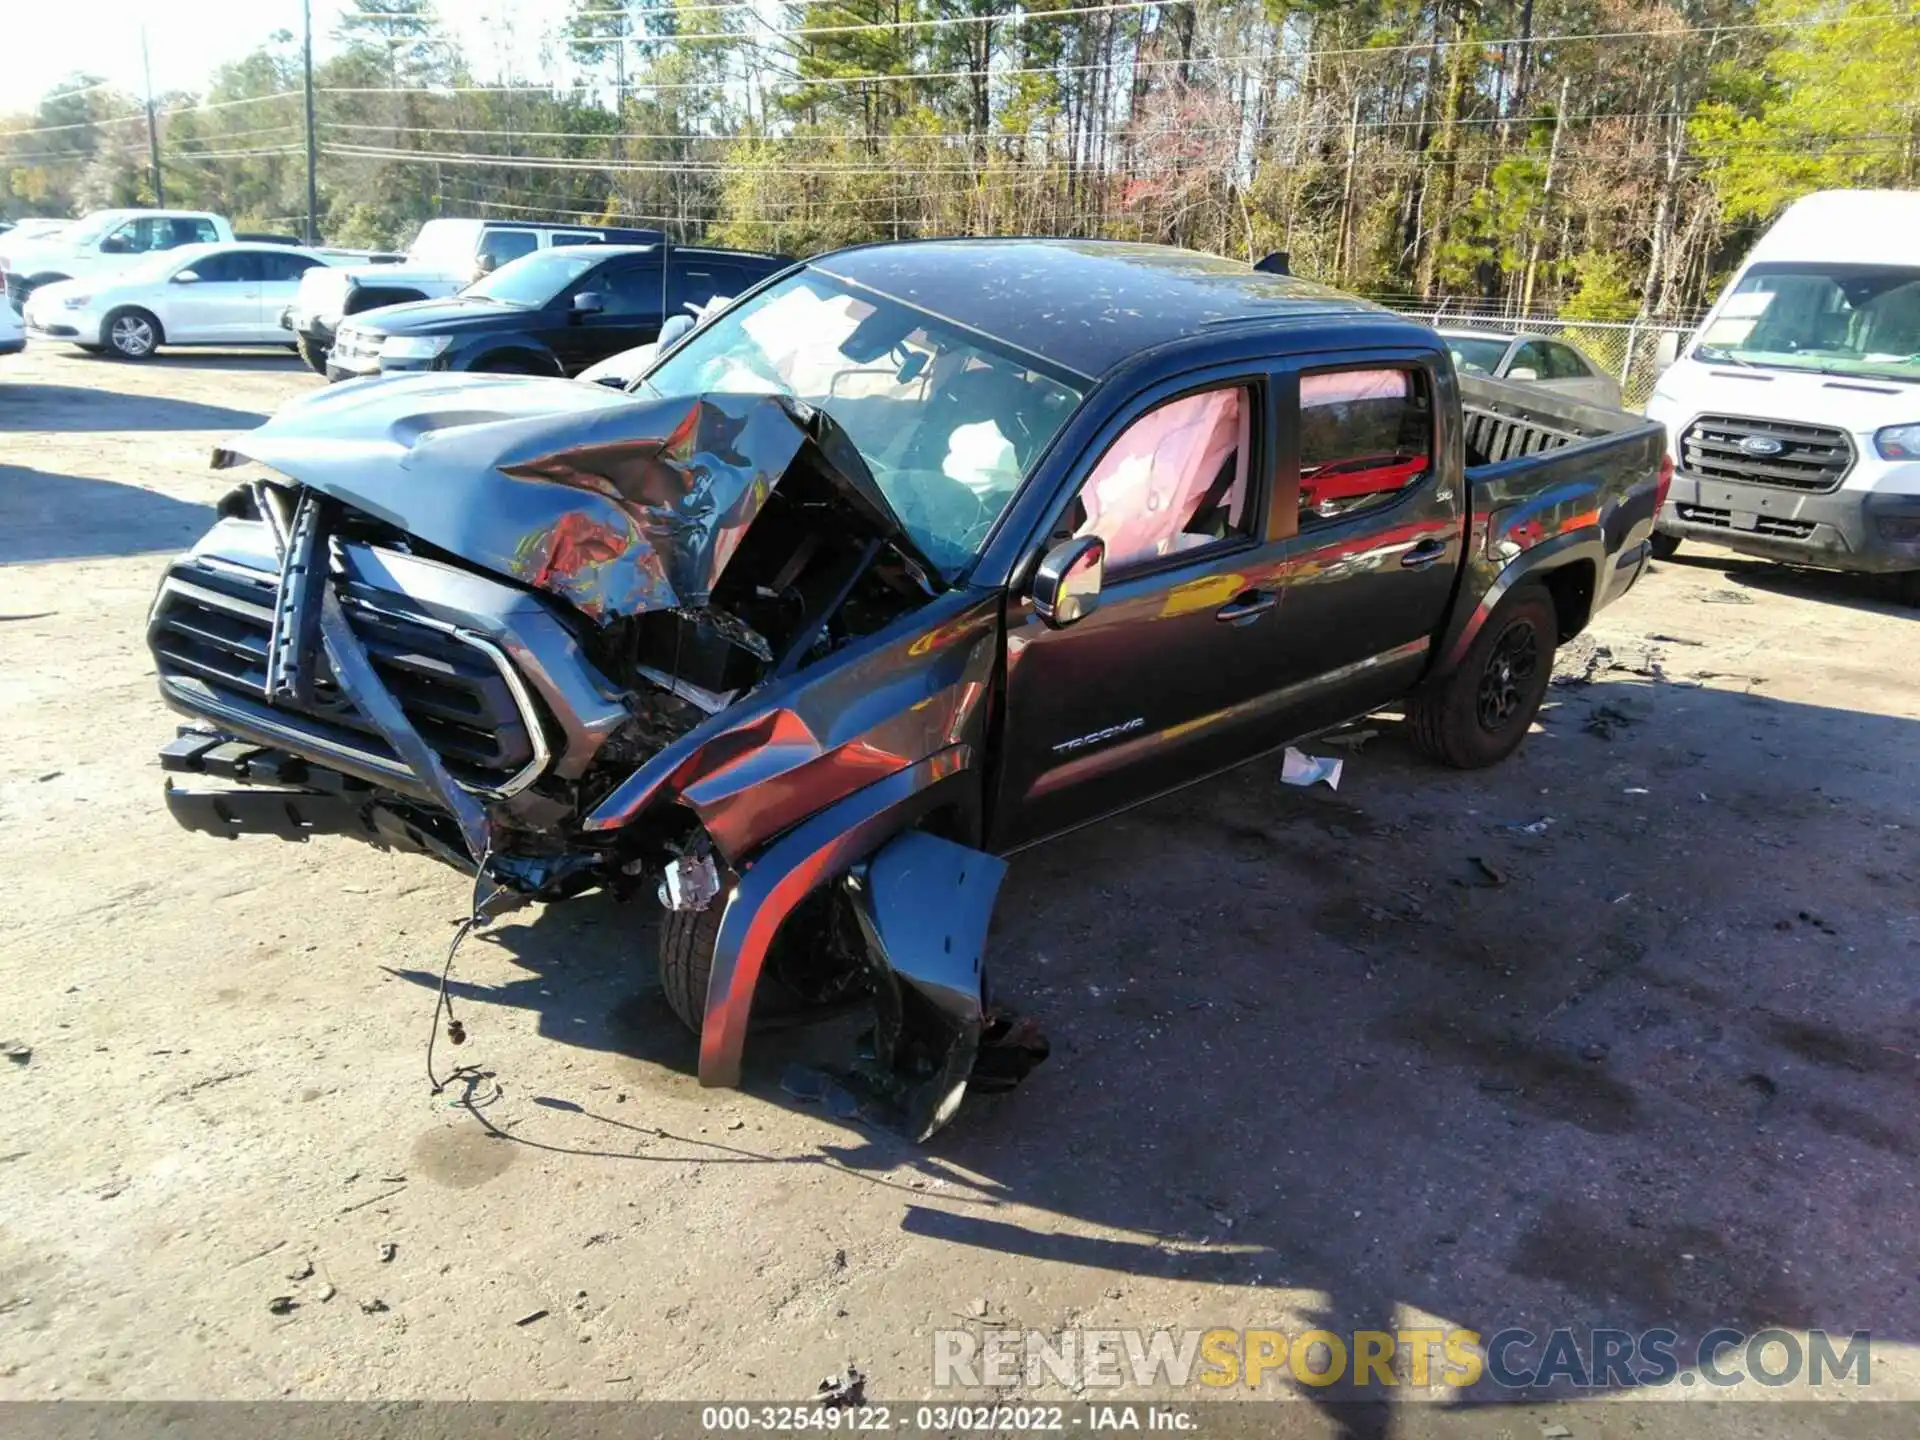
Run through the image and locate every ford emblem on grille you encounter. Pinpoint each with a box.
[1739,435,1786,457]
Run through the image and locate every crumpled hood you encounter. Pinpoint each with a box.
[213,372,929,621]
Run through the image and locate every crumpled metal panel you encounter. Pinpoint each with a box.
[848,831,1006,1141]
[582,589,1000,861]
[212,373,920,624]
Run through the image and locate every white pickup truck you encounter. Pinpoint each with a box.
[1,209,233,309]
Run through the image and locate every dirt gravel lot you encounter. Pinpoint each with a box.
[1,341,1917,1430]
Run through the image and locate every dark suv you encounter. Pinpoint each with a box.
[324,244,786,382]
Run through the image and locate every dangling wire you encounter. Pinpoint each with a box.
[427,840,507,1094]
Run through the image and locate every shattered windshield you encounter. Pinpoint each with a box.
[637,271,1086,577]
[1694,262,1920,383]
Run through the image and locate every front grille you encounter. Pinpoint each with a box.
[1680,415,1853,493]
[149,560,543,795]
[1675,503,1818,540]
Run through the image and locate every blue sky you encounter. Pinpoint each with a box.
[4,0,574,113]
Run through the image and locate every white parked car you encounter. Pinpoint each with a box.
[1,208,234,309]
[23,242,342,360]
[1439,328,1623,409]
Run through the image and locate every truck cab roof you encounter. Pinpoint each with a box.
[812,238,1415,380]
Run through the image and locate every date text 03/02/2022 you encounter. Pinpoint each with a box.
[699,1404,1198,1432]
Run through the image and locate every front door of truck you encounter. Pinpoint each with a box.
[1256,354,1466,736]
[990,372,1295,850]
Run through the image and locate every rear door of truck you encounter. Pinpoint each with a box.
[1253,345,1468,736]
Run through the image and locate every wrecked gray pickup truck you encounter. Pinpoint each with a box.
[149,239,1668,1137]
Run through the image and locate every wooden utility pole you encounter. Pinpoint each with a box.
[141,27,164,206]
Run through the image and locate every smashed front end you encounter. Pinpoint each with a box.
[147,374,1043,1136]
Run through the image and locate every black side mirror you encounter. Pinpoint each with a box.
[571,292,605,316]
[99,235,130,254]
[1031,535,1106,628]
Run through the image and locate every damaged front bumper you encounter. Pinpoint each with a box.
[148,378,1044,1137]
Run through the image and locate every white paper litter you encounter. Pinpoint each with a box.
[1281,747,1343,790]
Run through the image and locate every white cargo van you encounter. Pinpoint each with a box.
[1646,189,1920,599]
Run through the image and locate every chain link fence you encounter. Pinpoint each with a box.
[1383,307,1698,412]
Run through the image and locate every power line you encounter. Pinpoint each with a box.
[575,0,1185,46]
[1,90,301,138]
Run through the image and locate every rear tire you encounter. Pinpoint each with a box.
[475,357,535,374]
[1406,584,1558,769]
[1891,570,1920,608]
[295,335,330,374]
[1649,532,1682,561]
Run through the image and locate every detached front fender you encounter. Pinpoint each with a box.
[698,745,976,1088]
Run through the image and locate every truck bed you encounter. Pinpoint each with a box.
[1460,372,1658,470]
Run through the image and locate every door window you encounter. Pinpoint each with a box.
[184,251,259,284]
[104,218,160,253]
[589,263,663,317]
[1543,342,1591,379]
[1507,341,1550,379]
[476,228,538,270]
[1068,386,1253,574]
[1296,367,1433,524]
[259,251,323,282]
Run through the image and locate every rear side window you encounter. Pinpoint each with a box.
[1070,385,1253,574]
[1297,368,1433,525]
[552,231,605,246]
[670,264,748,312]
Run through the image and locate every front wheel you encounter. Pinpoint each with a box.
[658,905,720,1035]
[295,335,329,374]
[1406,584,1558,769]
[1649,532,1682,561]
[657,883,864,1037]
[104,307,161,360]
